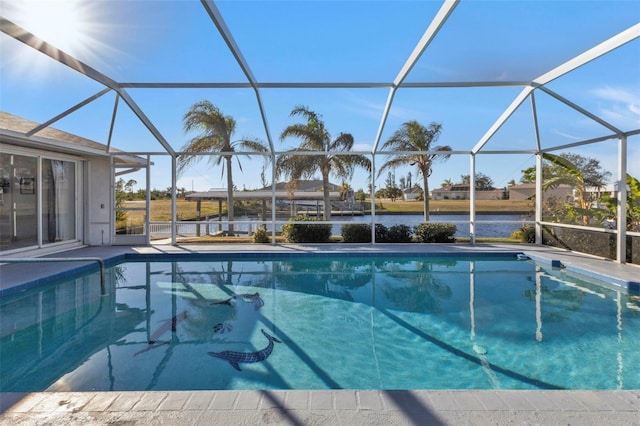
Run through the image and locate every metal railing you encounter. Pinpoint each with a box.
[0,257,106,295]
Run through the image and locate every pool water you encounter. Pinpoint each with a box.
[1,255,638,392]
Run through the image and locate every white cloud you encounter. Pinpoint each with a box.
[591,86,638,104]
[352,142,373,152]
[341,97,384,121]
[339,92,429,123]
[550,129,582,141]
[589,86,640,129]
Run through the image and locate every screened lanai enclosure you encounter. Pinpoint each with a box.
[0,1,638,263]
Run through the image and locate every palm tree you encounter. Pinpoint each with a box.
[378,121,451,221]
[178,100,268,235]
[277,105,371,220]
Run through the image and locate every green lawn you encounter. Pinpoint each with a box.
[124,198,534,228]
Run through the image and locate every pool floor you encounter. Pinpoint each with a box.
[3,247,640,391]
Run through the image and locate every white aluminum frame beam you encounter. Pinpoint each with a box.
[472,87,533,154]
[534,23,640,86]
[372,0,459,153]
[201,0,275,153]
[469,154,476,244]
[535,154,543,244]
[541,133,624,153]
[117,81,529,89]
[537,86,623,135]
[116,89,175,156]
[530,92,542,152]
[0,17,119,88]
[106,94,120,151]
[616,136,627,263]
[0,17,176,156]
[472,23,639,155]
[26,88,112,137]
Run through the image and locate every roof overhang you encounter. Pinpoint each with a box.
[186,190,341,201]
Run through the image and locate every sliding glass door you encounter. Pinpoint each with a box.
[42,159,76,245]
[0,152,38,251]
[0,149,79,253]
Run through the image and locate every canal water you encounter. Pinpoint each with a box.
[223,213,533,239]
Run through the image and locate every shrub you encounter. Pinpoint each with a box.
[282,216,331,243]
[510,225,535,243]
[385,224,413,243]
[414,223,457,243]
[375,224,388,242]
[341,223,372,243]
[341,223,412,243]
[252,226,270,243]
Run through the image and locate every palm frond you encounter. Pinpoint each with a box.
[543,175,577,190]
[290,105,321,124]
[376,156,413,177]
[275,150,322,180]
[431,145,453,162]
[277,106,369,192]
[280,124,324,148]
[628,174,640,197]
[543,153,583,180]
[378,120,448,181]
[344,154,372,172]
[329,132,354,151]
[236,138,269,154]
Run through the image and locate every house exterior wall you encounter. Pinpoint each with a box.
[0,142,114,254]
[508,186,535,201]
[85,157,112,246]
[431,189,504,200]
[402,189,420,201]
[403,192,418,201]
[508,184,573,202]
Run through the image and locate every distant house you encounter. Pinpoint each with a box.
[402,187,421,201]
[508,183,573,202]
[186,179,343,209]
[585,184,617,199]
[262,179,341,193]
[431,184,504,201]
[584,184,618,208]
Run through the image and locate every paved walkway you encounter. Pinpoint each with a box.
[1,243,639,425]
[2,389,640,425]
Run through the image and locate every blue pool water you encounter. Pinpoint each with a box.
[1,255,638,392]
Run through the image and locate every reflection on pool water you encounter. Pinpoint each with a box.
[1,255,638,392]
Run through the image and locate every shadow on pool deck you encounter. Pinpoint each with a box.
[2,389,639,425]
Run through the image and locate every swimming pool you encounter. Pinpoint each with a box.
[1,254,638,392]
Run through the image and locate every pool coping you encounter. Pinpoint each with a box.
[2,244,639,424]
[2,389,639,425]
[1,243,638,297]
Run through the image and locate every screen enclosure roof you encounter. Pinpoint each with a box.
[1,0,639,192]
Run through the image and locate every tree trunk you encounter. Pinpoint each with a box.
[226,156,235,235]
[322,171,331,220]
[423,173,430,222]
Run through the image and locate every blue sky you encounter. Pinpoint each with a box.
[1,0,639,194]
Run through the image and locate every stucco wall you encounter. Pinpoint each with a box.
[85,157,112,246]
[509,184,573,202]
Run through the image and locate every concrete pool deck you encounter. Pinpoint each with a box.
[1,243,639,425]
